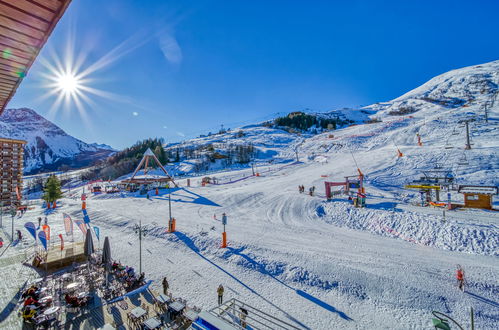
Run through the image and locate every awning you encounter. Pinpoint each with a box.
[0,0,72,114]
[458,185,498,195]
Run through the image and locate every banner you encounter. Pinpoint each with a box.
[42,225,50,241]
[74,219,87,235]
[63,213,73,236]
[93,226,100,241]
[59,234,64,251]
[24,222,37,241]
[38,231,47,250]
[83,209,91,224]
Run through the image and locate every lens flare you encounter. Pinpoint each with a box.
[56,72,80,94]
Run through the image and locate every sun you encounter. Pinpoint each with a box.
[56,72,80,94]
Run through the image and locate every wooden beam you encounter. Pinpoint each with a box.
[1,0,55,22]
[0,24,43,47]
[0,14,46,38]
[0,34,40,53]
[0,55,30,68]
[0,72,19,81]
[0,3,50,30]
[30,0,61,12]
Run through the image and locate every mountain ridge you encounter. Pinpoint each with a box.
[0,108,115,174]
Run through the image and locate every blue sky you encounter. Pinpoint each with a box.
[9,0,499,149]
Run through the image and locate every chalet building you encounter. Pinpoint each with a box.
[458,185,498,210]
[0,138,27,207]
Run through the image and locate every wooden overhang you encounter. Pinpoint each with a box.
[0,0,72,114]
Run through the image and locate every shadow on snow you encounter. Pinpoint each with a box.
[173,232,311,329]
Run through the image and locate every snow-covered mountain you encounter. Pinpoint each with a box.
[162,60,498,191]
[0,108,115,174]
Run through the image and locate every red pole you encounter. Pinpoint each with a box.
[221,232,227,248]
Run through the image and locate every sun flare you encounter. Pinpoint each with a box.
[56,72,80,94]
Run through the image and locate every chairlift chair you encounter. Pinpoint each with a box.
[444,137,453,149]
[457,153,469,166]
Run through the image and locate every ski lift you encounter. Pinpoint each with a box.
[444,136,453,149]
[457,153,469,166]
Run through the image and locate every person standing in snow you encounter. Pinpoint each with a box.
[456,265,465,291]
[44,216,48,226]
[162,277,169,295]
[217,284,224,305]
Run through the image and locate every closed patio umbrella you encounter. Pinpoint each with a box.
[84,229,94,258]
[102,236,111,287]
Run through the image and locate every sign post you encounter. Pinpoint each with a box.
[221,213,227,248]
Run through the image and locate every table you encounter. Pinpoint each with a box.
[77,292,88,299]
[169,301,185,313]
[143,317,161,329]
[130,306,147,319]
[39,296,53,304]
[38,287,49,294]
[156,294,171,304]
[184,310,199,322]
[66,283,80,290]
[43,306,59,316]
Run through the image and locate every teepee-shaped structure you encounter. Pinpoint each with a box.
[121,148,176,186]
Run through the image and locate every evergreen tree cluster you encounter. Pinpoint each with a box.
[273,112,352,132]
[82,138,167,181]
[167,142,255,166]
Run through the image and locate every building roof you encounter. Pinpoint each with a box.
[0,136,27,144]
[0,0,72,114]
[458,185,498,195]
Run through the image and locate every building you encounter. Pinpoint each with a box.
[0,138,27,207]
[458,185,498,210]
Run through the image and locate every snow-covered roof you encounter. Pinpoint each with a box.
[458,185,498,195]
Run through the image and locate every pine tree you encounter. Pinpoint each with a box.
[42,175,63,203]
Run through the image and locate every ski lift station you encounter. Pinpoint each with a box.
[458,185,498,210]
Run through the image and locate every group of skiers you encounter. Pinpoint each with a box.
[37,216,48,228]
[298,185,315,196]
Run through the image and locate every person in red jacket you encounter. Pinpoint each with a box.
[456,265,465,291]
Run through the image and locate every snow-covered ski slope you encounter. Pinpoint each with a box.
[2,61,499,329]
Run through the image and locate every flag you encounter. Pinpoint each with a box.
[83,209,91,224]
[15,186,21,201]
[63,213,73,236]
[42,225,50,241]
[38,231,47,250]
[93,226,100,241]
[74,219,87,235]
[24,222,37,241]
[59,234,64,251]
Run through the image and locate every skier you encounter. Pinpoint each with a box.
[162,277,169,295]
[17,230,22,241]
[456,265,465,291]
[44,216,48,226]
[0,237,3,248]
[37,217,42,228]
[217,284,224,305]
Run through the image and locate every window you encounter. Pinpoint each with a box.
[467,195,479,201]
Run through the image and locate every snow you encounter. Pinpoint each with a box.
[1,61,499,329]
